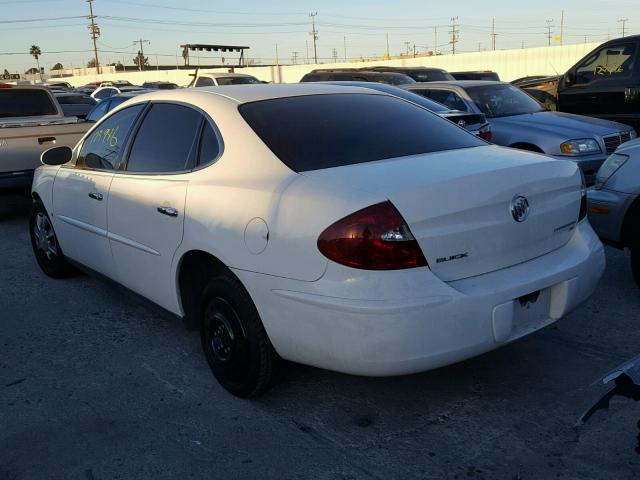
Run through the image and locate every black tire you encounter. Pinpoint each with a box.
[29,201,77,278]
[631,237,640,289]
[200,274,279,397]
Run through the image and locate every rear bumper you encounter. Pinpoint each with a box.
[0,169,34,190]
[234,221,605,376]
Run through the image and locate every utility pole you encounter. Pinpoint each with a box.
[478,42,482,52]
[619,18,629,37]
[560,10,564,45]
[86,0,100,74]
[545,19,554,46]
[386,33,390,59]
[490,18,497,50]
[309,12,318,64]
[292,51,299,64]
[404,41,411,56]
[434,26,438,54]
[343,36,347,61]
[134,38,149,71]
[413,43,416,57]
[449,17,459,54]
[331,48,338,63]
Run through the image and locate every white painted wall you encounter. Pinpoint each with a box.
[59,42,600,87]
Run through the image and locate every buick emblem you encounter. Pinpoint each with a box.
[457,119,466,127]
[510,195,530,222]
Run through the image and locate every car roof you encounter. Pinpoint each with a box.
[123,83,387,105]
[408,80,508,88]
[53,92,89,97]
[199,72,256,79]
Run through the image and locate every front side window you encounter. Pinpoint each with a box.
[466,84,544,117]
[125,103,203,173]
[78,104,145,170]
[575,43,637,85]
[195,77,215,87]
[239,93,484,172]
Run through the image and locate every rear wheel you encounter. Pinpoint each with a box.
[200,274,279,397]
[29,201,77,278]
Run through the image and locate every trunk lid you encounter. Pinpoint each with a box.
[303,145,582,281]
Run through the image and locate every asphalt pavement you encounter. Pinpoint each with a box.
[1,193,640,480]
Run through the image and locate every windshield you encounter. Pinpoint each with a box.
[466,84,545,117]
[217,76,261,85]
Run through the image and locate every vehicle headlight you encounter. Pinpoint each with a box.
[560,138,601,155]
[595,153,629,188]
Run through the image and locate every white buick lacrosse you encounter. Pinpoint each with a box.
[30,84,605,397]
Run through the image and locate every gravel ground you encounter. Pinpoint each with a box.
[1,193,640,480]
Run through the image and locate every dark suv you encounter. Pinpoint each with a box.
[300,70,415,85]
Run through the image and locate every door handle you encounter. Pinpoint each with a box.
[38,136,57,145]
[157,206,178,217]
[88,192,103,201]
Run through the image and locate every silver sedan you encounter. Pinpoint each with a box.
[587,138,640,287]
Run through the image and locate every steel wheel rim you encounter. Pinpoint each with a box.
[33,212,58,260]
[204,297,250,382]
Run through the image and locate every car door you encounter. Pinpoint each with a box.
[559,40,640,121]
[52,104,145,277]
[107,102,210,310]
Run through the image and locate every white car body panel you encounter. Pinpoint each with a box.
[31,84,605,377]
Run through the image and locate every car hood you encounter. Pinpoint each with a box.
[492,111,629,139]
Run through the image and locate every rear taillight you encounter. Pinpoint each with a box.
[317,201,428,270]
[479,126,492,142]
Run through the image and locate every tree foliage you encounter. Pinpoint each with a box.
[133,51,149,70]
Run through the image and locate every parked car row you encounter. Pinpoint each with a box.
[3,43,638,398]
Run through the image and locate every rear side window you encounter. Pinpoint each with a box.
[78,104,144,170]
[197,122,220,166]
[410,70,455,82]
[87,100,109,122]
[239,94,483,172]
[126,103,202,172]
[0,89,57,118]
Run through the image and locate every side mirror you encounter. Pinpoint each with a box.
[564,70,575,85]
[41,146,73,166]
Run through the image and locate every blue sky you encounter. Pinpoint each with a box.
[0,0,636,72]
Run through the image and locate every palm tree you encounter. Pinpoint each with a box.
[29,45,42,80]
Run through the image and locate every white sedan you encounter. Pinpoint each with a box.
[30,84,605,397]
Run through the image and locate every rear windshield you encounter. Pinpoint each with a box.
[216,76,261,86]
[0,89,58,118]
[239,93,484,172]
[56,95,96,105]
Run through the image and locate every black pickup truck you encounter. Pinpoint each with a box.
[514,35,640,130]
